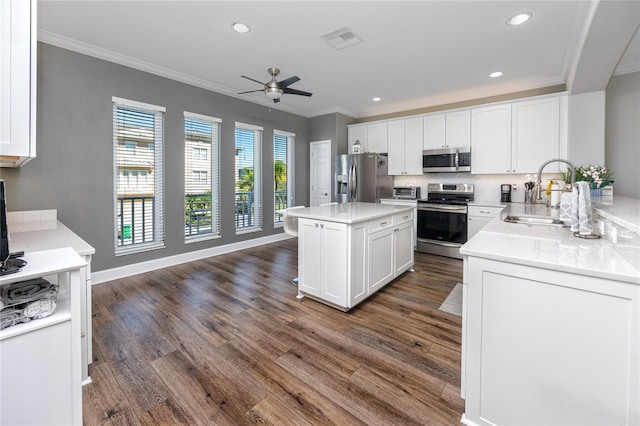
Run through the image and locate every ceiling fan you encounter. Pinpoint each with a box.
[238,67,312,103]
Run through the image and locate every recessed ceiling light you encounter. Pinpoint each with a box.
[507,12,532,26]
[231,22,251,33]
[372,97,382,102]
[489,71,504,78]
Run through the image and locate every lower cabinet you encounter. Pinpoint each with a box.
[462,257,639,425]
[467,205,504,240]
[297,210,413,311]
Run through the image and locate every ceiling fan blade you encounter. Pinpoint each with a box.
[283,87,312,97]
[237,89,264,94]
[273,98,281,103]
[241,75,267,85]
[278,76,300,88]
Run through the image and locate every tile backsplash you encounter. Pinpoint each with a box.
[393,172,562,203]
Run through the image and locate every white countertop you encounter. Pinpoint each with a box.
[460,196,640,284]
[7,210,95,256]
[281,202,414,224]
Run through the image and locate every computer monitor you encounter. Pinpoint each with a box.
[0,180,25,275]
[1,180,9,262]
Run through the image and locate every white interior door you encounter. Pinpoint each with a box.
[310,140,331,206]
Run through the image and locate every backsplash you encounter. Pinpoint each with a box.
[393,172,562,203]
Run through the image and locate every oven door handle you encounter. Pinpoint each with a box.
[418,205,467,212]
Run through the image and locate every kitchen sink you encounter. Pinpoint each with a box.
[503,215,569,227]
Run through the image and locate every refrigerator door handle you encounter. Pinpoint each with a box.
[350,161,357,200]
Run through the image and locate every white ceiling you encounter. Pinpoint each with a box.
[37,1,640,119]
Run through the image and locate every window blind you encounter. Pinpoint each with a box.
[112,98,165,254]
[274,129,295,225]
[235,122,263,232]
[184,112,221,241]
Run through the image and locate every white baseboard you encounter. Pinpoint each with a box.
[92,233,293,284]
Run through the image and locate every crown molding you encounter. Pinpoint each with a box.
[613,61,640,76]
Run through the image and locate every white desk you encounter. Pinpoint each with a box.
[1,248,86,426]
[7,210,95,384]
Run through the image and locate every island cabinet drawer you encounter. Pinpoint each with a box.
[468,206,503,218]
[368,216,394,233]
[394,210,413,224]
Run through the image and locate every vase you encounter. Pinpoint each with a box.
[590,188,603,197]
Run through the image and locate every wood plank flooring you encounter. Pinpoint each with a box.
[84,238,464,425]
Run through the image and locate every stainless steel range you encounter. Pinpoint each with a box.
[416,183,474,259]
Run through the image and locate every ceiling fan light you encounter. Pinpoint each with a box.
[231,22,251,33]
[507,12,532,26]
[489,71,504,78]
[265,87,283,99]
[372,97,382,102]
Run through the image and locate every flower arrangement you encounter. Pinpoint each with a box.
[561,164,614,189]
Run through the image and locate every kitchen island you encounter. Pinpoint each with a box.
[282,202,414,311]
[459,196,640,426]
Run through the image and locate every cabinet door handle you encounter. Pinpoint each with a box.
[480,210,490,214]
[315,223,319,228]
[403,215,409,220]
[380,221,388,226]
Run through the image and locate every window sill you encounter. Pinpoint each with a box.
[235,227,263,236]
[185,233,222,244]
[115,242,165,257]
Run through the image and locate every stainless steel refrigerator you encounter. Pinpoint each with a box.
[334,153,393,203]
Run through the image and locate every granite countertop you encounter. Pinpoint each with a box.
[461,196,640,284]
[281,202,413,224]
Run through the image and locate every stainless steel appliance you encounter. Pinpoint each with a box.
[417,183,474,259]
[501,184,512,202]
[335,153,393,203]
[422,147,471,173]
[393,186,420,200]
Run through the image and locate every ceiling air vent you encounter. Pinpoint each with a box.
[321,27,362,50]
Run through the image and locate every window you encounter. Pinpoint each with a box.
[235,122,262,233]
[274,130,295,225]
[112,97,165,254]
[184,112,221,241]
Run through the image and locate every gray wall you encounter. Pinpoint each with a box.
[308,113,356,200]
[606,71,640,199]
[1,43,309,271]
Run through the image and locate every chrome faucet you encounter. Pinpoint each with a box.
[536,158,576,201]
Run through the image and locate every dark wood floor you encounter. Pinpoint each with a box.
[84,238,464,425]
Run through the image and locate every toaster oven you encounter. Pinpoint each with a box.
[392,186,420,199]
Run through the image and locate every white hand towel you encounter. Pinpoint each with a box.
[569,185,580,232]
[560,192,573,221]
[574,181,593,235]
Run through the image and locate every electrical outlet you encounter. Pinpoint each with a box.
[512,184,517,191]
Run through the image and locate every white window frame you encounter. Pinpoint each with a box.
[235,121,263,234]
[184,111,221,243]
[112,96,166,255]
[273,129,295,227]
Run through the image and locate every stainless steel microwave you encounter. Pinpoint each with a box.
[393,186,420,199]
[422,147,471,173]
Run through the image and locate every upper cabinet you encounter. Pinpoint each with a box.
[387,117,423,176]
[0,0,36,167]
[423,109,470,150]
[347,122,388,154]
[471,95,566,174]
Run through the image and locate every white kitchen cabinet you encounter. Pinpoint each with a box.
[462,256,639,426]
[0,0,36,167]
[367,122,388,153]
[0,248,85,426]
[471,95,563,174]
[511,96,561,173]
[380,198,417,248]
[423,110,470,150]
[348,124,367,153]
[387,117,423,175]
[367,211,414,294]
[467,205,504,240]
[347,122,388,154]
[298,218,349,307]
[471,104,512,174]
[292,204,414,311]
